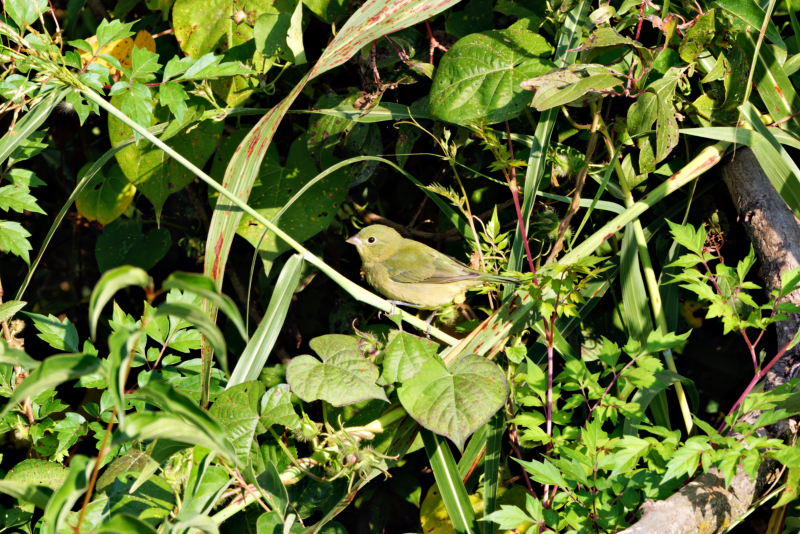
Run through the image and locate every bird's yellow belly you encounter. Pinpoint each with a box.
[364,267,480,310]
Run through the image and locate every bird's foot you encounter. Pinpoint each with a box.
[386,300,415,331]
[424,312,436,338]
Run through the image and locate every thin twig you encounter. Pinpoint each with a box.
[504,121,537,275]
[546,101,603,263]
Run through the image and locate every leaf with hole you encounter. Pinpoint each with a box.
[108,96,223,218]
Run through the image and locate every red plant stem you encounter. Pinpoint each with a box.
[151,28,174,39]
[504,121,537,277]
[425,21,447,64]
[625,0,648,95]
[740,328,758,372]
[546,314,555,438]
[717,336,797,432]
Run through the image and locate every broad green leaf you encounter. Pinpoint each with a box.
[108,96,223,218]
[163,272,247,342]
[174,53,253,81]
[398,356,507,451]
[8,130,47,167]
[254,461,289,517]
[0,220,32,265]
[429,27,555,125]
[5,0,49,27]
[1,354,99,417]
[629,67,682,164]
[260,384,301,430]
[208,382,265,465]
[156,303,228,376]
[382,330,439,384]
[88,265,149,340]
[5,459,67,490]
[21,312,79,352]
[95,218,171,272]
[254,13,292,58]
[286,339,388,406]
[257,511,283,534]
[525,65,621,111]
[228,254,304,387]
[40,455,95,534]
[285,0,306,64]
[53,413,88,454]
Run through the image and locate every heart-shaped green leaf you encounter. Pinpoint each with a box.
[429,27,555,125]
[95,218,171,273]
[382,330,439,384]
[286,337,388,406]
[397,355,508,450]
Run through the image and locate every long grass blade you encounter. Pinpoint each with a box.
[0,89,67,167]
[422,429,480,534]
[482,413,505,534]
[227,254,304,387]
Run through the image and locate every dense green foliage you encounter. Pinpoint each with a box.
[2,0,800,532]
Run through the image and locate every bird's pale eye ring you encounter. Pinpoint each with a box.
[367,237,376,244]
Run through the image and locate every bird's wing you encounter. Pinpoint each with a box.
[383,242,481,284]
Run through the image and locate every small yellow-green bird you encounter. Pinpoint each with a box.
[346,225,519,328]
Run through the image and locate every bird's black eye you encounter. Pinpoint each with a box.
[367,237,376,244]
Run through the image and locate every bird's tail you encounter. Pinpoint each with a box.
[482,273,522,286]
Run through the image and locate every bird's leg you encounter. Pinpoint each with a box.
[385,300,417,332]
[424,312,436,338]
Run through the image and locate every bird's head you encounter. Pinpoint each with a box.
[346,224,403,263]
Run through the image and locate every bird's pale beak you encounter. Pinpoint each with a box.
[346,235,361,246]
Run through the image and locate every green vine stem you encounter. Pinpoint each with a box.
[80,89,458,347]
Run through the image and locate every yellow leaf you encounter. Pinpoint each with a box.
[419,484,531,534]
[78,30,156,75]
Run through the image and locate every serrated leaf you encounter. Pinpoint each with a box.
[0,220,31,265]
[0,184,45,214]
[22,312,80,353]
